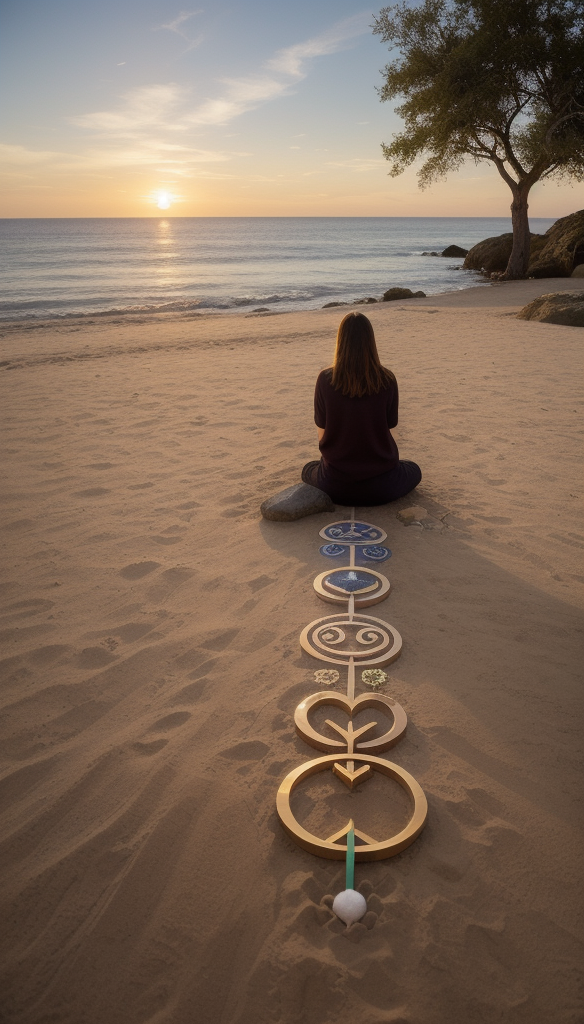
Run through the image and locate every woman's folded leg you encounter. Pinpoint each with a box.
[321,460,422,506]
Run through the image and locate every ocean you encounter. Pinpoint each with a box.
[0,216,556,322]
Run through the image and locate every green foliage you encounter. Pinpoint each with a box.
[373,0,584,191]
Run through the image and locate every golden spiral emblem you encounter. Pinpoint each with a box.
[300,612,402,665]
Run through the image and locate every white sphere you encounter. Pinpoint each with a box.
[332,889,367,926]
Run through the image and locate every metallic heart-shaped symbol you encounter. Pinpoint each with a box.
[294,691,407,754]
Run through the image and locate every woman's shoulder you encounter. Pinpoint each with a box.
[316,367,334,386]
[380,366,397,389]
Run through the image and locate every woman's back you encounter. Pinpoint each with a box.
[315,368,399,483]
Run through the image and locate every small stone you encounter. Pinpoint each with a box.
[353,297,378,304]
[251,307,269,312]
[322,301,349,308]
[397,506,445,530]
[397,506,428,524]
[260,483,334,521]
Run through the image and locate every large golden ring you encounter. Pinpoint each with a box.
[276,754,427,861]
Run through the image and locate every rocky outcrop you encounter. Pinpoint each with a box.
[462,211,584,277]
[517,292,584,327]
[528,211,584,278]
[441,245,468,257]
[354,297,378,304]
[322,301,348,308]
[260,483,334,521]
[463,233,547,274]
[383,287,426,301]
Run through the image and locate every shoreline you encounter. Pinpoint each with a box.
[1,279,582,1023]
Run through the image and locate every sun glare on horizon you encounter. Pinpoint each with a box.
[156,191,171,210]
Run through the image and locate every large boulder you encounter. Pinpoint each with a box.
[442,244,468,257]
[517,292,584,327]
[527,210,584,278]
[260,482,334,521]
[572,264,584,278]
[383,287,426,301]
[463,233,547,274]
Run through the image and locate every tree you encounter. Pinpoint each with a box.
[373,0,584,278]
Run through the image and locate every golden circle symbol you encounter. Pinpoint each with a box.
[313,566,390,607]
[300,612,402,666]
[277,754,427,861]
[294,691,407,753]
[319,520,388,545]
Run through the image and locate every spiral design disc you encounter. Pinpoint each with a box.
[300,611,402,666]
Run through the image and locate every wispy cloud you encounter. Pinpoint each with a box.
[73,13,372,137]
[266,13,371,78]
[185,12,372,126]
[72,84,187,135]
[157,10,204,51]
[2,15,371,184]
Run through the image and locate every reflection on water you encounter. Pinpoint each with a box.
[156,219,176,278]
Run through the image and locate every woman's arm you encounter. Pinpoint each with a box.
[317,426,325,442]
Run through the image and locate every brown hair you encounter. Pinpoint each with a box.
[330,312,394,398]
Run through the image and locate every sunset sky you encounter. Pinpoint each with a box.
[1,0,582,218]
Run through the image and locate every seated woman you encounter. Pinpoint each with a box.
[301,311,421,507]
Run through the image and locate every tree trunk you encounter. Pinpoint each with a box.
[503,185,531,279]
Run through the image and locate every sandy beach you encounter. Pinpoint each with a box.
[1,278,583,1024]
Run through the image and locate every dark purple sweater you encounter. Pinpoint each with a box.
[314,368,399,484]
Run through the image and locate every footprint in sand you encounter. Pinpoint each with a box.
[5,598,54,619]
[219,740,270,760]
[75,647,118,669]
[119,561,160,580]
[131,712,192,756]
[199,628,239,651]
[147,711,191,732]
[167,679,209,705]
[247,575,276,592]
[74,488,110,497]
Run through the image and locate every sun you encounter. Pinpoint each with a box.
[156,191,171,210]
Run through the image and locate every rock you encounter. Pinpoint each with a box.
[396,505,444,530]
[322,301,348,308]
[462,212,584,277]
[422,251,440,256]
[397,506,428,525]
[517,292,584,327]
[571,264,584,278]
[260,483,334,521]
[528,210,584,278]
[463,233,546,274]
[382,288,426,301]
[354,297,378,304]
[441,245,468,257]
[252,307,269,312]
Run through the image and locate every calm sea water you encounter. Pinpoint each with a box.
[0,217,556,321]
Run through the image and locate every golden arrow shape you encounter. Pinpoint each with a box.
[333,761,372,789]
[325,719,376,789]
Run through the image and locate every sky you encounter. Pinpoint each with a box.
[1,0,582,218]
